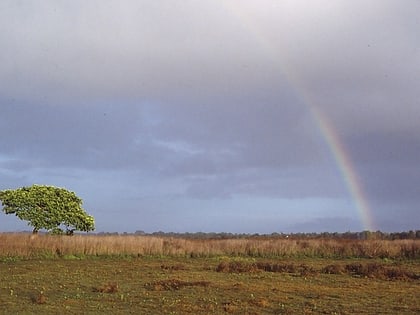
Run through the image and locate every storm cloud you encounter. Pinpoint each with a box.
[0,0,419,233]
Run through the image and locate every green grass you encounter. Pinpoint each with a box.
[0,256,419,314]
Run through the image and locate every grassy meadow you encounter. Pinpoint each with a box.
[0,233,419,314]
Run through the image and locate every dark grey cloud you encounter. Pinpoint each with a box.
[1,0,419,232]
[0,102,151,169]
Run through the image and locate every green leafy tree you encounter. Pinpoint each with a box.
[0,185,95,234]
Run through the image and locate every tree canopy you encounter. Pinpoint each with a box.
[0,185,95,234]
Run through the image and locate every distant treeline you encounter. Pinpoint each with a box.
[94,230,420,240]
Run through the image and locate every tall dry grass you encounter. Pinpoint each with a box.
[0,233,419,259]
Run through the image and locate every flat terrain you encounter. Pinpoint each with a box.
[1,256,419,314]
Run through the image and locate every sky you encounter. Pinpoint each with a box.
[0,0,419,233]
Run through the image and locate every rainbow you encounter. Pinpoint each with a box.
[310,107,374,231]
[219,2,375,231]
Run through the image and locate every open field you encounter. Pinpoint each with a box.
[0,234,419,314]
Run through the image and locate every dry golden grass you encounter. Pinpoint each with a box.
[0,233,419,259]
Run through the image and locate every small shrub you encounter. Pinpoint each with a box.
[344,263,419,280]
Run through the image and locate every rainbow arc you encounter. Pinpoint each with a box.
[219,2,375,231]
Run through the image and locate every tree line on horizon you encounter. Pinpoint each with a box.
[101,229,420,240]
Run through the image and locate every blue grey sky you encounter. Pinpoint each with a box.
[1,0,419,233]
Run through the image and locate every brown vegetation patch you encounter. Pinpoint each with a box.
[322,264,346,275]
[298,264,318,277]
[217,261,419,281]
[382,267,416,280]
[319,262,419,280]
[32,292,47,304]
[345,263,389,278]
[217,261,318,277]
[255,262,297,273]
[93,282,119,293]
[249,297,271,308]
[216,261,259,273]
[145,279,211,291]
[345,263,419,280]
